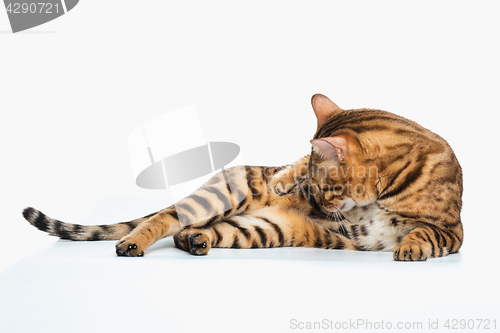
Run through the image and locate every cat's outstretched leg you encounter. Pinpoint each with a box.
[115,208,181,257]
[173,206,357,255]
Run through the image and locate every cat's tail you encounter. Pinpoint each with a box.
[22,207,156,241]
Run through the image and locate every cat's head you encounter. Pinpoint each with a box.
[307,94,378,212]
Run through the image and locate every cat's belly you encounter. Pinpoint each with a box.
[320,203,414,252]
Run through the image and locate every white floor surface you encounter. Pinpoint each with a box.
[1,235,498,333]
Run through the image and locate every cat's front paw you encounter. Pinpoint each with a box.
[393,242,428,261]
[174,229,211,255]
[272,179,297,196]
[116,237,145,257]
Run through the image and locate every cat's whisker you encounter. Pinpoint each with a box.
[332,207,351,237]
[338,207,352,224]
[325,211,331,222]
[336,211,343,224]
[327,211,335,222]
[333,211,339,222]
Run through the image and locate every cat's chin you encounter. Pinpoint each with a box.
[340,198,357,212]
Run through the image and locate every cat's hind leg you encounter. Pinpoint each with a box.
[174,229,211,256]
[174,206,357,255]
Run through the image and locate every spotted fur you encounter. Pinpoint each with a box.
[22,94,463,261]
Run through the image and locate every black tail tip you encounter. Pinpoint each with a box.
[22,207,50,232]
[22,207,37,222]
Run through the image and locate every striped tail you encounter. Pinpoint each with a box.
[22,207,155,241]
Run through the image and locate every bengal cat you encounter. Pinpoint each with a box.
[22,94,463,261]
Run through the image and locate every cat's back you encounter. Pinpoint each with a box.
[317,107,450,148]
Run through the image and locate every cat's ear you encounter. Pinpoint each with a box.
[310,136,347,162]
[311,94,343,128]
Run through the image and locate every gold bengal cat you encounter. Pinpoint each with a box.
[22,94,463,261]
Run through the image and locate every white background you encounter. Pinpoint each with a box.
[1,1,499,332]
